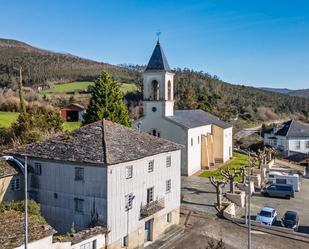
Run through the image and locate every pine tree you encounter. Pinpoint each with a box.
[83,71,131,127]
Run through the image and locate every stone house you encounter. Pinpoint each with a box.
[134,41,233,176]
[0,160,24,203]
[264,119,309,156]
[7,119,182,249]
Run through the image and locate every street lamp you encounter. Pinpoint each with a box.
[0,155,28,249]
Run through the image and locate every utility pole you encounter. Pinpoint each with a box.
[247,153,252,249]
[24,156,28,249]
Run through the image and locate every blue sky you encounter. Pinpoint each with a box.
[1,0,309,89]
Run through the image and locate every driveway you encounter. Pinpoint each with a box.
[181,176,229,214]
[240,177,309,233]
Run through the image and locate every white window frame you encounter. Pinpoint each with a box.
[121,235,128,247]
[166,155,171,168]
[147,187,154,203]
[166,179,171,193]
[125,193,134,210]
[167,212,172,223]
[295,140,301,150]
[148,160,154,172]
[125,165,133,179]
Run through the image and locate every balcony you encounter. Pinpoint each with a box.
[140,197,165,219]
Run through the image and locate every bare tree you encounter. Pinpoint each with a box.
[221,167,241,193]
[209,176,227,209]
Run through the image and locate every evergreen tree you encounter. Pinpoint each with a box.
[83,71,131,127]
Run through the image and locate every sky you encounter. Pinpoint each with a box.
[1,0,309,89]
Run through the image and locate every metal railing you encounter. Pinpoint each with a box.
[140,197,165,219]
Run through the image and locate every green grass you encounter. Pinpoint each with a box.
[42,81,138,95]
[200,152,257,181]
[0,111,19,128]
[42,81,94,94]
[63,122,81,132]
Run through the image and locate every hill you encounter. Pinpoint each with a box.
[261,87,309,98]
[1,38,309,123]
[0,38,141,87]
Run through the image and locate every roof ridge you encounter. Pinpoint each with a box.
[101,119,110,164]
[286,119,294,136]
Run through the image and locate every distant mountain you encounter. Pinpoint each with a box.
[0,38,141,87]
[1,38,309,122]
[261,87,309,98]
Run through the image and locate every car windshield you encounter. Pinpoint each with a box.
[284,212,296,220]
[260,210,272,217]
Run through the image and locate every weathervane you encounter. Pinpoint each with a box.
[156,31,161,42]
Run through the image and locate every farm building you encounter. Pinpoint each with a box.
[60,103,86,122]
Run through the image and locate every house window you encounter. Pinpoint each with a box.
[80,240,97,249]
[74,198,84,214]
[306,141,309,149]
[125,166,133,179]
[75,167,84,181]
[166,155,171,168]
[147,187,154,203]
[167,212,172,223]
[34,163,42,175]
[151,80,159,100]
[125,193,134,210]
[295,141,301,150]
[166,179,171,193]
[191,138,193,146]
[148,160,154,172]
[121,235,128,247]
[10,177,20,191]
[54,193,58,199]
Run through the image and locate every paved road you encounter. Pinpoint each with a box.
[240,177,309,234]
[169,209,309,249]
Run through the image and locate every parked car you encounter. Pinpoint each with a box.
[267,171,300,191]
[256,207,277,226]
[261,183,295,199]
[281,211,299,231]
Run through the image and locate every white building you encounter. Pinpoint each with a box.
[134,41,233,176]
[264,119,309,156]
[8,119,182,249]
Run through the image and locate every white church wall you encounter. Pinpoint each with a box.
[187,125,212,176]
[223,127,233,162]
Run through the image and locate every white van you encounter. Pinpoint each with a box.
[266,171,300,192]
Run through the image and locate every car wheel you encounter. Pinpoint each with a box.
[286,195,291,199]
[264,193,269,197]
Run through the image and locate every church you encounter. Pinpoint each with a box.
[134,40,233,176]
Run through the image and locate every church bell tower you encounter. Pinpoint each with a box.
[143,40,175,117]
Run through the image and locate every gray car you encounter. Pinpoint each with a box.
[261,184,295,199]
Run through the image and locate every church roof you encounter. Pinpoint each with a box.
[145,40,171,72]
[273,119,309,137]
[166,109,232,129]
[6,120,182,165]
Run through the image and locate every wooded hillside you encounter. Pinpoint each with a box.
[1,38,309,122]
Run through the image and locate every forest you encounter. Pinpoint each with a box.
[1,38,309,124]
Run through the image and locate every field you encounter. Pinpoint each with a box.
[0,111,19,128]
[42,81,138,95]
[62,122,81,132]
[200,152,257,181]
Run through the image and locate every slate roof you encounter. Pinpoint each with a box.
[0,210,54,248]
[166,109,232,129]
[0,160,18,179]
[145,40,171,72]
[6,120,182,165]
[274,120,309,137]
